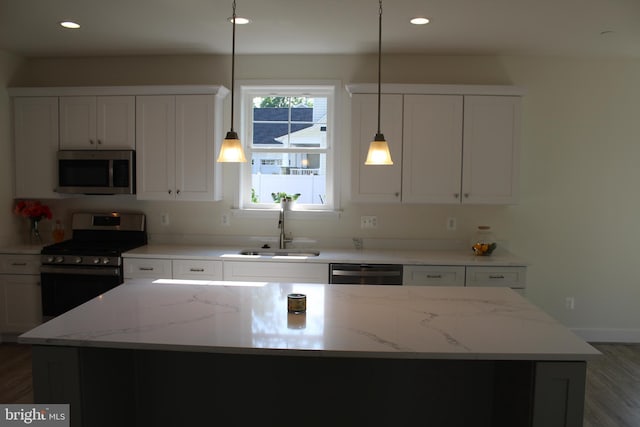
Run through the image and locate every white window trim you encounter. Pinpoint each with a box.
[235,80,341,212]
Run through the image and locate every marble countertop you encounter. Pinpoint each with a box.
[123,244,527,266]
[20,279,597,360]
[0,244,44,255]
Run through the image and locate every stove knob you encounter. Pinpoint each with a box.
[92,258,101,265]
[102,258,111,265]
[55,256,64,264]
[74,257,83,264]
[46,256,55,263]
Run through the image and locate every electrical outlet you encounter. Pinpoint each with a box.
[221,213,230,226]
[565,297,575,310]
[446,217,457,231]
[161,213,170,226]
[360,216,378,229]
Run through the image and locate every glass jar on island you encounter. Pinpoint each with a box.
[471,226,497,256]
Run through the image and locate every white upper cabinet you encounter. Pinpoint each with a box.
[351,94,403,203]
[348,84,523,205]
[462,96,521,204]
[136,94,222,201]
[13,97,60,199]
[60,96,135,149]
[402,94,464,204]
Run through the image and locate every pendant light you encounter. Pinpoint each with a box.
[217,0,247,163]
[365,0,393,165]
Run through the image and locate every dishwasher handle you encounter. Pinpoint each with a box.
[331,270,401,277]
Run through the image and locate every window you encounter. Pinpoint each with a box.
[239,82,338,210]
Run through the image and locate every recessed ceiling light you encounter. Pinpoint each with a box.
[410,17,430,25]
[227,17,251,25]
[60,21,80,29]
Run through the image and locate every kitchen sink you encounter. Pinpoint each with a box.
[239,249,321,257]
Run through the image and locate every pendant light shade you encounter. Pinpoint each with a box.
[217,0,247,163]
[365,0,393,166]
[365,133,393,165]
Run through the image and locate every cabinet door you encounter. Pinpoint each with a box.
[462,96,521,204]
[136,96,176,200]
[223,261,328,283]
[97,96,135,149]
[402,95,464,204]
[60,96,97,149]
[175,95,219,201]
[13,97,60,199]
[0,274,42,333]
[351,94,403,203]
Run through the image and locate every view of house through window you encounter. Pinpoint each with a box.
[240,84,336,210]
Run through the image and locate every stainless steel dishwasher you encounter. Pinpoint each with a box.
[329,263,403,285]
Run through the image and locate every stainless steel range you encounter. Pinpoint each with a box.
[40,212,147,318]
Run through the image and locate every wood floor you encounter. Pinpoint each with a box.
[584,343,640,427]
[0,343,33,404]
[0,342,638,425]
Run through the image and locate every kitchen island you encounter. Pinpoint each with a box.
[19,280,598,427]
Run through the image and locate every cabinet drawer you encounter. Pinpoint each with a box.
[403,266,465,286]
[223,261,328,284]
[172,260,222,280]
[123,258,172,279]
[465,266,526,289]
[0,254,41,275]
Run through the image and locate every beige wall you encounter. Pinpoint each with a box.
[0,50,23,245]
[8,53,640,341]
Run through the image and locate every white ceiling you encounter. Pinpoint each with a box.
[1,0,639,58]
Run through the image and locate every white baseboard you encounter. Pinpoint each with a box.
[571,328,640,343]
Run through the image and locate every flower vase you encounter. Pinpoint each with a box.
[29,218,42,244]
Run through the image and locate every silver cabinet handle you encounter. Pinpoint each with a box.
[168,189,172,194]
[426,274,442,279]
[97,140,102,145]
[464,193,470,198]
[90,140,95,145]
[11,262,27,266]
[177,189,181,194]
[139,267,154,271]
[395,192,400,197]
[189,268,205,272]
[454,193,459,199]
[489,275,505,279]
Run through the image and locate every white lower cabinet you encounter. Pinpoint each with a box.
[172,260,222,280]
[223,261,328,284]
[403,266,465,286]
[404,265,526,293]
[465,266,527,292]
[0,254,42,333]
[123,258,172,279]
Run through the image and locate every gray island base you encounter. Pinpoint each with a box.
[21,280,599,427]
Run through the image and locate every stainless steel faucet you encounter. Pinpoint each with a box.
[278,202,293,249]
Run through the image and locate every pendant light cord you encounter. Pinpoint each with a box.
[230,0,237,133]
[377,0,382,135]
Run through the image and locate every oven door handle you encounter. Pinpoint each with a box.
[40,265,121,277]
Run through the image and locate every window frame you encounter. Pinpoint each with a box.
[237,80,340,212]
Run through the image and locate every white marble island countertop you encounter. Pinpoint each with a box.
[20,280,597,361]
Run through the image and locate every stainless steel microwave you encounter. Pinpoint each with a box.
[57,150,135,195]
